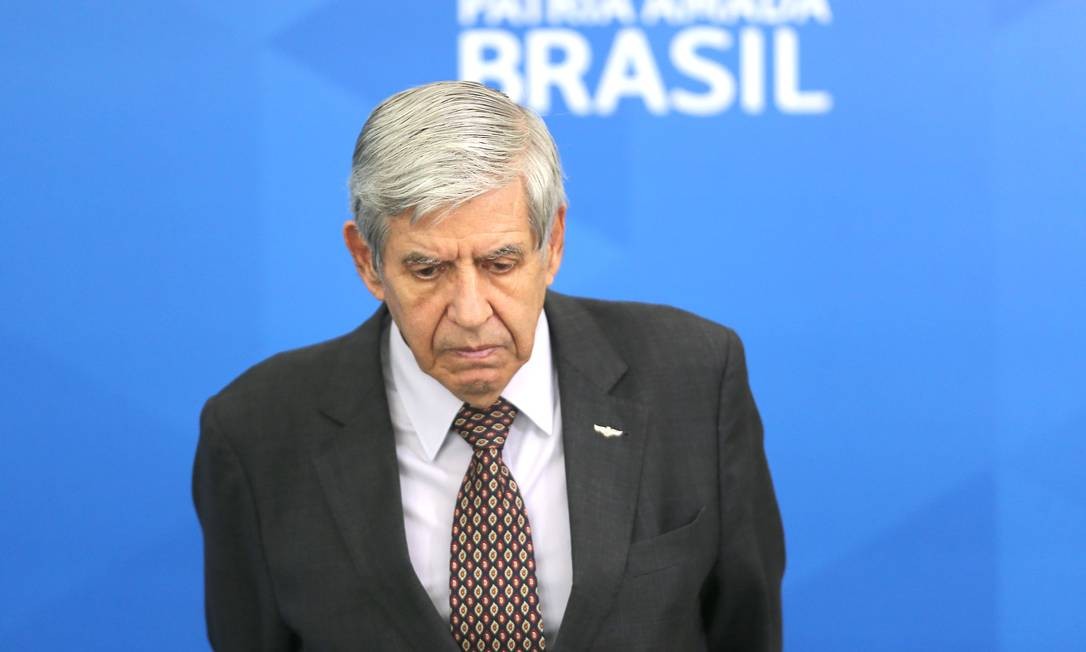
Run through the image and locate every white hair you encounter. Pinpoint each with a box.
[348,81,567,274]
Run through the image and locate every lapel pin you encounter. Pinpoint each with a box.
[593,424,624,438]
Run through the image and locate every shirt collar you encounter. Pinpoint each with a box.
[388,309,556,462]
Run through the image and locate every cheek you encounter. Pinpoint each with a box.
[387,289,447,360]
[407,308,445,346]
[493,285,546,355]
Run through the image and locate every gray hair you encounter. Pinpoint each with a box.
[348,81,567,274]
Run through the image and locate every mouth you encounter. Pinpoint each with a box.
[452,346,499,359]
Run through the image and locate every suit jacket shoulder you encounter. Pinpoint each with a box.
[202,307,389,446]
[547,293,741,387]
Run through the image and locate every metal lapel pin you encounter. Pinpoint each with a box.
[593,424,624,438]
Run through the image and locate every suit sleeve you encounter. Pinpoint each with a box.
[702,330,786,652]
[193,399,296,651]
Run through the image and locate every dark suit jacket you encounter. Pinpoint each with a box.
[193,291,784,651]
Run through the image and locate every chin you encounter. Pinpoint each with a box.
[453,375,507,405]
[459,378,496,396]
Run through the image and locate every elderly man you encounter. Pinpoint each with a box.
[194,81,784,651]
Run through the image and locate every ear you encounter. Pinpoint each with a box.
[544,205,566,285]
[342,220,385,301]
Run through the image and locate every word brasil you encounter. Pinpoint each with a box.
[460,26,832,116]
[458,0,834,116]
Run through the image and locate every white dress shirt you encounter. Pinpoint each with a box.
[383,310,572,640]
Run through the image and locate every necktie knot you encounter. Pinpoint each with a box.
[451,397,518,451]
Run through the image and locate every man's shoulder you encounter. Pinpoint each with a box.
[548,292,740,369]
[565,295,733,333]
[203,308,386,429]
[211,331,353,404]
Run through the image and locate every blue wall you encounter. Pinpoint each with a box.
[2,1,1084,649]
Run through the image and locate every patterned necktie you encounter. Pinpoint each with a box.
[449,398,546,651]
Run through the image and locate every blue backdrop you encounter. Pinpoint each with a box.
[3,1,1084,649]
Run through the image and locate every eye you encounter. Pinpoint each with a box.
[412,264,443,280]
[486,259,516,274]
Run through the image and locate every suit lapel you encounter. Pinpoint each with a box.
[545,293,648,651]
[311,307,458,652]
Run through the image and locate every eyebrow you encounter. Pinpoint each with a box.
[401,252,444,267]
[480,244,525,261]
[400,244,525,267]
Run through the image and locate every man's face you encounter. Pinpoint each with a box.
[345,180,565,408]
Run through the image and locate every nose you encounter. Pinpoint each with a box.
[447,266,493,329]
